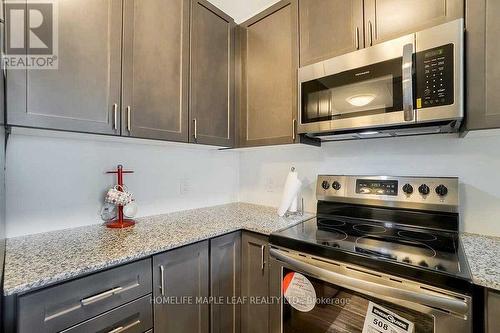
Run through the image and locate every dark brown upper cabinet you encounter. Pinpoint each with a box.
[299,0,364,67]
[121,0,190,142]
[189,0,235,147]
[6,0,123,135]
[465,0,500,131]
[364,0,463,47]
[238,0,299,148]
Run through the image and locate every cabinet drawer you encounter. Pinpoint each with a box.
[18,259,152,333]
[61,295,153,333]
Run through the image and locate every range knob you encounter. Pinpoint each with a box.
[418,184,430,196]
[321,181,330,190]
[418,260,429,268]
[402,257,412,264]
[435,184,448,197]
[332,181,341,191]
[402,184,414,195]
[435,264,447,272]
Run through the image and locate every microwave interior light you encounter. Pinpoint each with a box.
[346,94,376,107]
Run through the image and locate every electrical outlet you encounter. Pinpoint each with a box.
[180,178,192,196]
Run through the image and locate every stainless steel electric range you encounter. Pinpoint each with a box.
[269,175,473,333]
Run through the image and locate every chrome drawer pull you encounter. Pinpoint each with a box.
[80,286,123,306]
[108,320,141,333]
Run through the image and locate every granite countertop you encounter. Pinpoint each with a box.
[461,232,500,291]
[3,202,314,296]
[5,204,499,296]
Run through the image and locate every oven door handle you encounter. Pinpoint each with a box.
[270,248,468,315]
[402,43,414,122]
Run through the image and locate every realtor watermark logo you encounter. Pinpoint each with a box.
[4,0,58,69]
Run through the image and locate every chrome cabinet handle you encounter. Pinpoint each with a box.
[108,320,141,333]
[126,106,131,132]
[402,43,414,121]
[355,27,360,50]
[270,248,468,315]
[193,118,198,140]
[261,245,266,270]
[113,104,118,130]
[80,286,123,306]
[292,119,297,141]
[368,21,373,46]
[160,265,165,296]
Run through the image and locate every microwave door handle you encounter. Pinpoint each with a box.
[402,43,414,121]
[270,248,468,316]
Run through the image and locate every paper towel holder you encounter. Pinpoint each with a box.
[285,197,304,217]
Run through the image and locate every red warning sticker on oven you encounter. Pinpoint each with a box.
[283,272,316,312]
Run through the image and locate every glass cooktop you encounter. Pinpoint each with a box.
[272,217,464,275]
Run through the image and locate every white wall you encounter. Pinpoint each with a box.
[6,132,239,237]
[239,132,500,237]
[7,0,500,239]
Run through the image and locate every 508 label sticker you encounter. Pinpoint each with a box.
[283,272,316,312]
[362,301,415,333]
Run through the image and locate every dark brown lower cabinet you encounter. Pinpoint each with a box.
[210,232,241,333]
[241,232,270,333]
[487,290,500,333]
[153,241,209,333]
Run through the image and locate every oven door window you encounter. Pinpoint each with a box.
[301,58,403,124]
[282,269,434,333]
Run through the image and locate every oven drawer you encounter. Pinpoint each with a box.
[17,258,152,333]
[60,295,153,333]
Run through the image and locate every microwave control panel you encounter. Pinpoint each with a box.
[415,43,454,109]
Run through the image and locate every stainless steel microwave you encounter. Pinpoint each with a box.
[298,19,464,141]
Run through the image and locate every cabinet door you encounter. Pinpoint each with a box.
[299,0,363,67]
[466,0,500,130]
[238,0,299,147]
[6,0,122,134]
[210,232,241,333]
[190,0,235,147]
[122,0,189,142]
[364,0,463,46]
[241,232,269,333]
[487,290,500,333]
[153,241,209,333]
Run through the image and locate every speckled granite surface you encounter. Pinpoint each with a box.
[3,203,313,296]
[461,232,500,291]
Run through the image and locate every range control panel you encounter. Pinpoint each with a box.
[415,43,454,109]
[317,175,459,213]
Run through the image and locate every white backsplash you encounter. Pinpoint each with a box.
[239,132,500,237]
[6,132,239,237]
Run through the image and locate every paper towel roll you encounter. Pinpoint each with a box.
[278,169,302,217]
